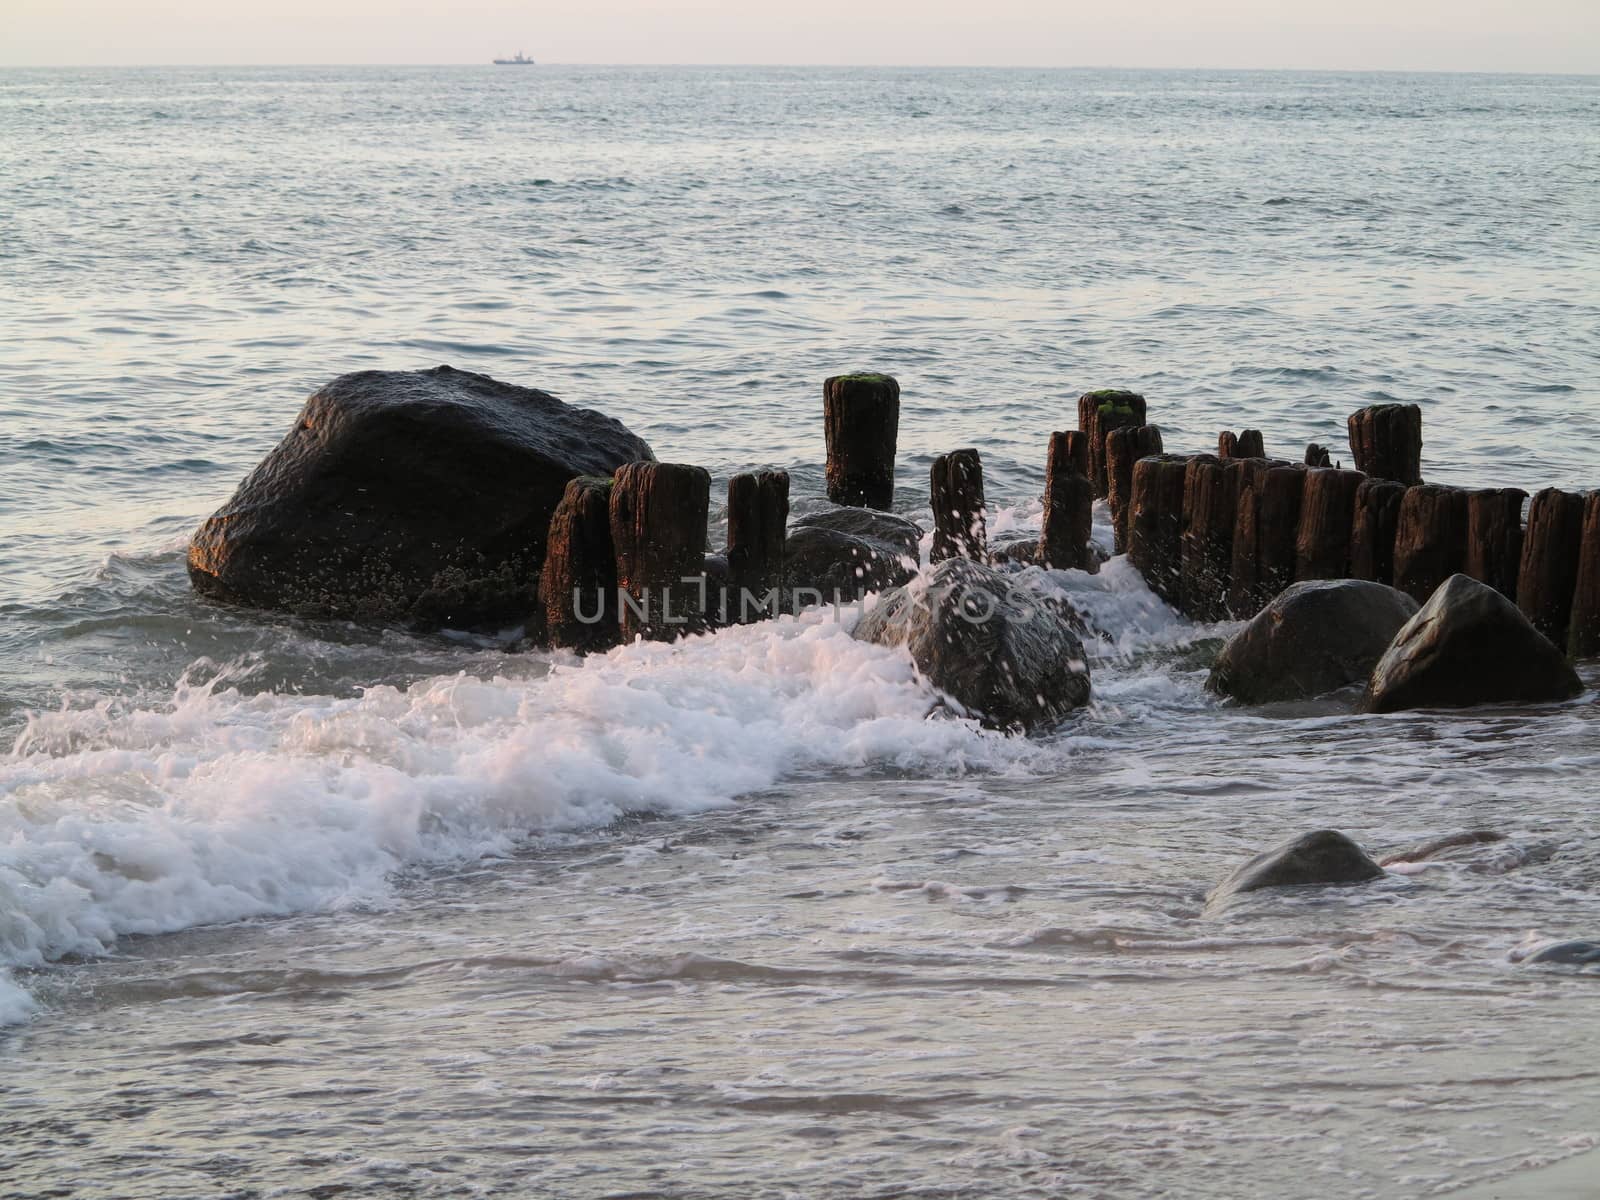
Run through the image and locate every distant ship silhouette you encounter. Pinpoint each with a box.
[493,51,536,65]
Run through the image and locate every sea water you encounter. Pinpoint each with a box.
[1,66,1598,1197]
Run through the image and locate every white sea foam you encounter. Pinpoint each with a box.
[0,607,1055,1019]
[0,525,1212,1023]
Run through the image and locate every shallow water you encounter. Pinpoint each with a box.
[2,66,1599,1197]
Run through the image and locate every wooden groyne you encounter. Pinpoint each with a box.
[1091,398,1596,638]
[540,375,1596,657]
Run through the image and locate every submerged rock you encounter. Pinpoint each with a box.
[1516,940,1600,967]
[188,366,654,628]
[992,537,1042,566]
[1383,832,1556,876]
[993,537,1110,571]
[1358,574,1583,714]
[785,506,922,604]
[1208,579,1419,704]
[852,557,1090,732]
[1205,830,1385,912]
[1378,830,1504,867]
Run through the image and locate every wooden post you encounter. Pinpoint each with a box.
[1569,492,1600,658]
[1077,389,1147,498]
[726,469,789,623]
[930,448,986,563]
[1255,464,1306,606]
[544,476,619,653]
[1517,487,1584,647]
[1041,432,1094,571]
[1059,429,1090,478]
[823,373,899,509]
[1392,484,1467,604]
[1106,424,1163,554]
[1347,403,1422,485]
[1218,431,1266,460]
[1179,454,1236,621]
[1227,460,1304,616]
[1294,468,1365,581]
[1129,453,1191,605]
[1349,479,1406,586]
[1226,458,1271,618]
[611,461,711,642]
[1464,487,1526,601]
[1304,444,1332,468]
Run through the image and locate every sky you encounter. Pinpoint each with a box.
[5,0,1598,73]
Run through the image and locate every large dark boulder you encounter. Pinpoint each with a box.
[852,557,1091,731]
[1205,830,1384,913]
[1208,579,1419,704]
[785,506,922,604]
[1358,574,1583,714]
[188,366,653,627]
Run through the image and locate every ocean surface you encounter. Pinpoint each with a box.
[2,65,1600,1198]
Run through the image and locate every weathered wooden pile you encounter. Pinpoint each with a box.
[1104,397,1600,659]
[542,374,1600,662]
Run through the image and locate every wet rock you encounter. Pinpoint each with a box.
[1378,830,1504,867]
[1516,940,1600,967]
[992,537,1042,566]
[791,506,922,558]
[993,537,1108,570]
[188,366,654,628]
[1382,832,1553,876]
[1358,574,1583,714]
[852,557,1091,732]
[1205,830,1385,912]
[785,507,922,604]
[1207,579,1419,704]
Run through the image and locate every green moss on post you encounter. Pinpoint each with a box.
[1076,388,1148,498]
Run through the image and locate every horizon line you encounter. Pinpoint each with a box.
[3,60,1598,77]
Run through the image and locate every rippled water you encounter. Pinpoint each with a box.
[2,66,1599,1198]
